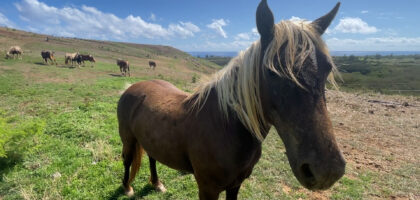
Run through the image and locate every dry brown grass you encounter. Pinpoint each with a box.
[327,91,419,170]
[84,139,114,163]
[326,90,419,199]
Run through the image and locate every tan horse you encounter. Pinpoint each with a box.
[118,1,345,199]
[117,59,130,77]
[65,52,79,66]
[6,46,23,59]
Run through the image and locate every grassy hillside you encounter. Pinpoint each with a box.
[198,55,232,67]
[334,55,420,96]
[0,27,220,76]
[0,27,418,199]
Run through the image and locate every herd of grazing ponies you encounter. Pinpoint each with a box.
[4,45,157,77]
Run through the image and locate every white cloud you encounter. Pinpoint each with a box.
[203,27,262,51]
[361,10,369,14]
[149,13,156,21]
[333,17,378,34]
[251,27,258,36]
[14,0,199,40]
[207,19,228,38]
[326,37,420,51]
[0,12,16,28]
[235,33,250,40]
[289,16,307,23]
[168,22,200,38]
[234,28,259,41]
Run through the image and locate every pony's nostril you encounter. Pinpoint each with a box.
[301,163,314,179]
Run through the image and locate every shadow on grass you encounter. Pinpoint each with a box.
[56,65,77,69]
[34,62,50,66]
[107,184,155,200]
[0,152,23,182]
[109,73,124,77]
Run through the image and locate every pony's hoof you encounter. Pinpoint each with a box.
[154,182,167,193]
[125,186,134,197]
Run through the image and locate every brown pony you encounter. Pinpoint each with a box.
[117,1,345,199]
[117,59,130,77]
[6,46,23,59]
[41,50,57,65]
[148,60,156,69]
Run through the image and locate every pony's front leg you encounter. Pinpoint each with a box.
[198,188,220,200]
[226,185,241,200]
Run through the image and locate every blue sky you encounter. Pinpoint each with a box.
[0,0,419,52]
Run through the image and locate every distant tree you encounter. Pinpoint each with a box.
[363,55,369,61]
[375,54,382,59]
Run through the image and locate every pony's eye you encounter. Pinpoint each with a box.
[268,70,277,77]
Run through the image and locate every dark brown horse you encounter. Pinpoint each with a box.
[117,1,345,199]
[41,50,57,65]
[117,59,130,77]
[79,54,96,67]
[148,60,156,70]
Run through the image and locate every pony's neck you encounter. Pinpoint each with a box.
[197,86,271,141]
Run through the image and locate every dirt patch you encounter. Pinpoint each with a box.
[327,91,419,173]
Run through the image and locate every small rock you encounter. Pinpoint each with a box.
[52,172,61,179]
[385,104,396,108]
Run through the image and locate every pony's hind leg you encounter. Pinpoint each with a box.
[148,156,167,192]
[121,135,144,197]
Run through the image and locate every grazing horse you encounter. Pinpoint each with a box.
[117,1,345,199]
[79,54,96,67]
[41,50,57,65]
[148,60,156,70]
[117,59,130,77]
[6,46,23,59]
[65,52,79,65]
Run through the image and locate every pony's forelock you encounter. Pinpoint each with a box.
[185,20,338,141]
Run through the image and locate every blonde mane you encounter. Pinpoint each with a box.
[185,20,337,141]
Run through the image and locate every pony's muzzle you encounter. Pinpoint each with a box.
[298,152,346,190]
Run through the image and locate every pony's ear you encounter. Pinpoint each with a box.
[256,0,275,49]
[311,2,340,35]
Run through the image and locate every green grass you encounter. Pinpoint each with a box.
[0,56,416,199]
